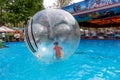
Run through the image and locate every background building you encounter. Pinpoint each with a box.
[63,0,120,39]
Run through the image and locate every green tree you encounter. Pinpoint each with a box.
[54,0,73,8]
[0,0,7,25]
[1,0,44,27]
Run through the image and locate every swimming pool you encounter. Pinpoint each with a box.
[0,40,120,80]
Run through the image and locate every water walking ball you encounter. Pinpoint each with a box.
[25,9,80,62]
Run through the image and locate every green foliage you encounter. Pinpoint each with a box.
[55,0,73,8]
[6,33,14,37]
[0,40,4,48]
[0,0,44,27]
[0,41,3,47]
[0,34,2,39]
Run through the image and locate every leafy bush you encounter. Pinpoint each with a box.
[0,41,4,48]
[0,35,2,39]
[6,33,14,37]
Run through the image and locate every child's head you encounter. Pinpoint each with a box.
[54,41,58,45]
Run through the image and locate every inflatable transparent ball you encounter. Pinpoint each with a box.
[25,9,80,62]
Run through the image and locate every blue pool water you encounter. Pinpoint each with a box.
[0,40,120,80]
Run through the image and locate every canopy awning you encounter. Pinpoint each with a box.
[0,26,15,32]
[13,27,25,30]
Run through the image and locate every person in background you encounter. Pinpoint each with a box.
[2,32,6,41]
[14,32,20,42]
